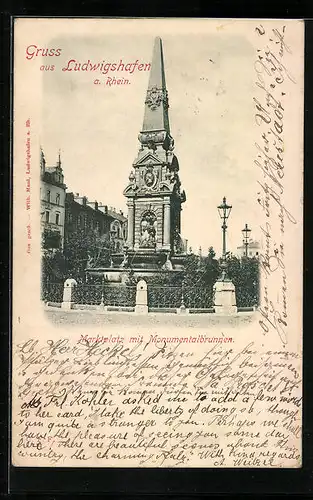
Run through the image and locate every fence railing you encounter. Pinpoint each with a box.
[148,286,182,309]
[41,282,63,303]
[183,287,214,309]
[74,284,137,307]
[42,282,217,310]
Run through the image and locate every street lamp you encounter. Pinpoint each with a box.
[242,223,251,257]
[217,196,232,280]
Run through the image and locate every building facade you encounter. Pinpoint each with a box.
[237,239,260,258]
[40,149,66,250]
[64,193,127,252]
[105,207,128,252]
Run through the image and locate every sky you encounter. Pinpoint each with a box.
[41,28,261,256]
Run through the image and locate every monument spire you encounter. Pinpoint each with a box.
[123,36,186,262]
[140,37,171,146]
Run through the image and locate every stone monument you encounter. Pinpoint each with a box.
[122,36,187,275]
[87,37,187,282]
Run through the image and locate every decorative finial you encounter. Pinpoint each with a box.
[57,149,61,167]
[40,146,46,169]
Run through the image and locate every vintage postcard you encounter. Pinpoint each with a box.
[12,18,303,468]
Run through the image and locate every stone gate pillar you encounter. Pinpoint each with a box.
[61,278,77,310]
[135,279,148,314]
[213,279,237,315]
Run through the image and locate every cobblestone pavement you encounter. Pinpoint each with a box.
[45,306,255,328]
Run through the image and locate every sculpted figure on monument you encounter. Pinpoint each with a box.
[174,228,184,254]
[128,170,138,191]
[120,247,130,268]
[140,211,157,248]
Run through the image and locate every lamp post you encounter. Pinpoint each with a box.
[242,223,251,257]
[217,196,232,281]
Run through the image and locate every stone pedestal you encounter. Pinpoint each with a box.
[176,305,189,314]
[135,279,148,314]
[213,279,237,315]
[61,278,77,310]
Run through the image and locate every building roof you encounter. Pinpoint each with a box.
[107,210,127,222]
[237,240,260,249]
[66,192,127,221]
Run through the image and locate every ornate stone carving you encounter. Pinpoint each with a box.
[139,211,157,249]
[144,167,155,187]
[120,247,130,268]
[174,229,185,254]
[138,130,167,146]
[145,86,169,111]
[162,253,173,270]
[180,189,186,203]
[137,165,160,194]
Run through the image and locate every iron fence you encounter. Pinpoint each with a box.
[41,282,63,303]
[75,284,103,305]
[102,284,136,307]
[147,285,214,309]
[148,285,182,309]
[183,286,214,309]
[42,281,248,311]
[75,284,137,307]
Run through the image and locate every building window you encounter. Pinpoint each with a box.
[45,211,50,223]
[47,190,50,202]
[56,213,60,225]
[56,193,60,205]
[110,221,119,238]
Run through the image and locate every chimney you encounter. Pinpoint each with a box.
[66,192,74,202]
